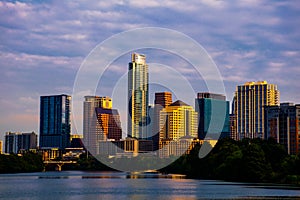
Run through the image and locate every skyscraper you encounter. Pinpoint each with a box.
[234,81,279,139]
[195,92,229,139]
[159,100,198,141]
[5,132,37,154]
[127,53,149,139]
[265,103,300,154]
[95,107,122,141]
[153,92,172,150]
[40,94,71,150]
[83,96,112,154]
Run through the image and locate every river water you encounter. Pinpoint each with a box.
[0,171,299,199]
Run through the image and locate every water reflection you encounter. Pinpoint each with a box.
[0,171,299,200]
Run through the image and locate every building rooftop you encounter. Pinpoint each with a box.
[169,100,189,107]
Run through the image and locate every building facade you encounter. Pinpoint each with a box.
[234,81,279,139]
[39,94,71,150]
[159,137,201,158]
[229,114,238,140]
[195,92,229,140]
[159,100,198,141]
[95,107,122,141]
[5,132,37,154]
[83,96,112,155]
[153,92,173,150]
[128,53,149,139]
[0,140,3,154]
[265,103,300,154]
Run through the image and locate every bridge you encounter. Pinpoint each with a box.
[43,160,77,171]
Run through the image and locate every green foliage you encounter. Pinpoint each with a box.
[160,138,300,184]
[0,152,44,173]
[76,153,114,171]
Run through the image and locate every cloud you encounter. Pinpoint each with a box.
[0,0,299,140]
[19,96,37,105]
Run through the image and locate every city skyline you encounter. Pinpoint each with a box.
[1,1,300,142]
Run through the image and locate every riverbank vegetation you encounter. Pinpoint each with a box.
[0,152,44,173]
[1,138,299,186]
[160,138,300,185]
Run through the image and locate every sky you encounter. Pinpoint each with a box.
[0,0,299,142]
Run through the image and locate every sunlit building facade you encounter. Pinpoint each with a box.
[0,140,2,154]
[83,96,112,155]
[95,107,122,141]
[159,100,198,141]
[159,137,200,158]
[153,92,173,150]
[234,81,279,139]
[128,53,149,139]
[40,94,71,150]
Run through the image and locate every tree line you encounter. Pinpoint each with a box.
[1,137,300,186]
[160,138,300,184]
[0,152,44,173]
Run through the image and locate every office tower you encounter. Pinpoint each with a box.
[83,96,112,155]
[195,92,230,139]
[153,92,172,150]
[5,132,37,154]
[0,140,2,154]
[234,81,279,139]
[265,103,300,154]
[127,53,149,139]
[95,107,122,141]
[159,100,198,141]
[40,94,71,150]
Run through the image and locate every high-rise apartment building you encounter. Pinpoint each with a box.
[195,92,229,139]
[159,100,198,141]
[5,132,37,154]
[127,53,149,139]
[40,94,71,150]
[153,92,172,150]
[234,81,279,139]
[83,96,112,154]
[265,103,300,154]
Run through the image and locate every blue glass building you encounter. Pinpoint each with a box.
[195,93,230,139]
[39,94,71,150]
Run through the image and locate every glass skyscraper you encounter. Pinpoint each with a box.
[39,94,71,150]
[234,81,279,139]
[195,92,230,140]
[127,53,149,139]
